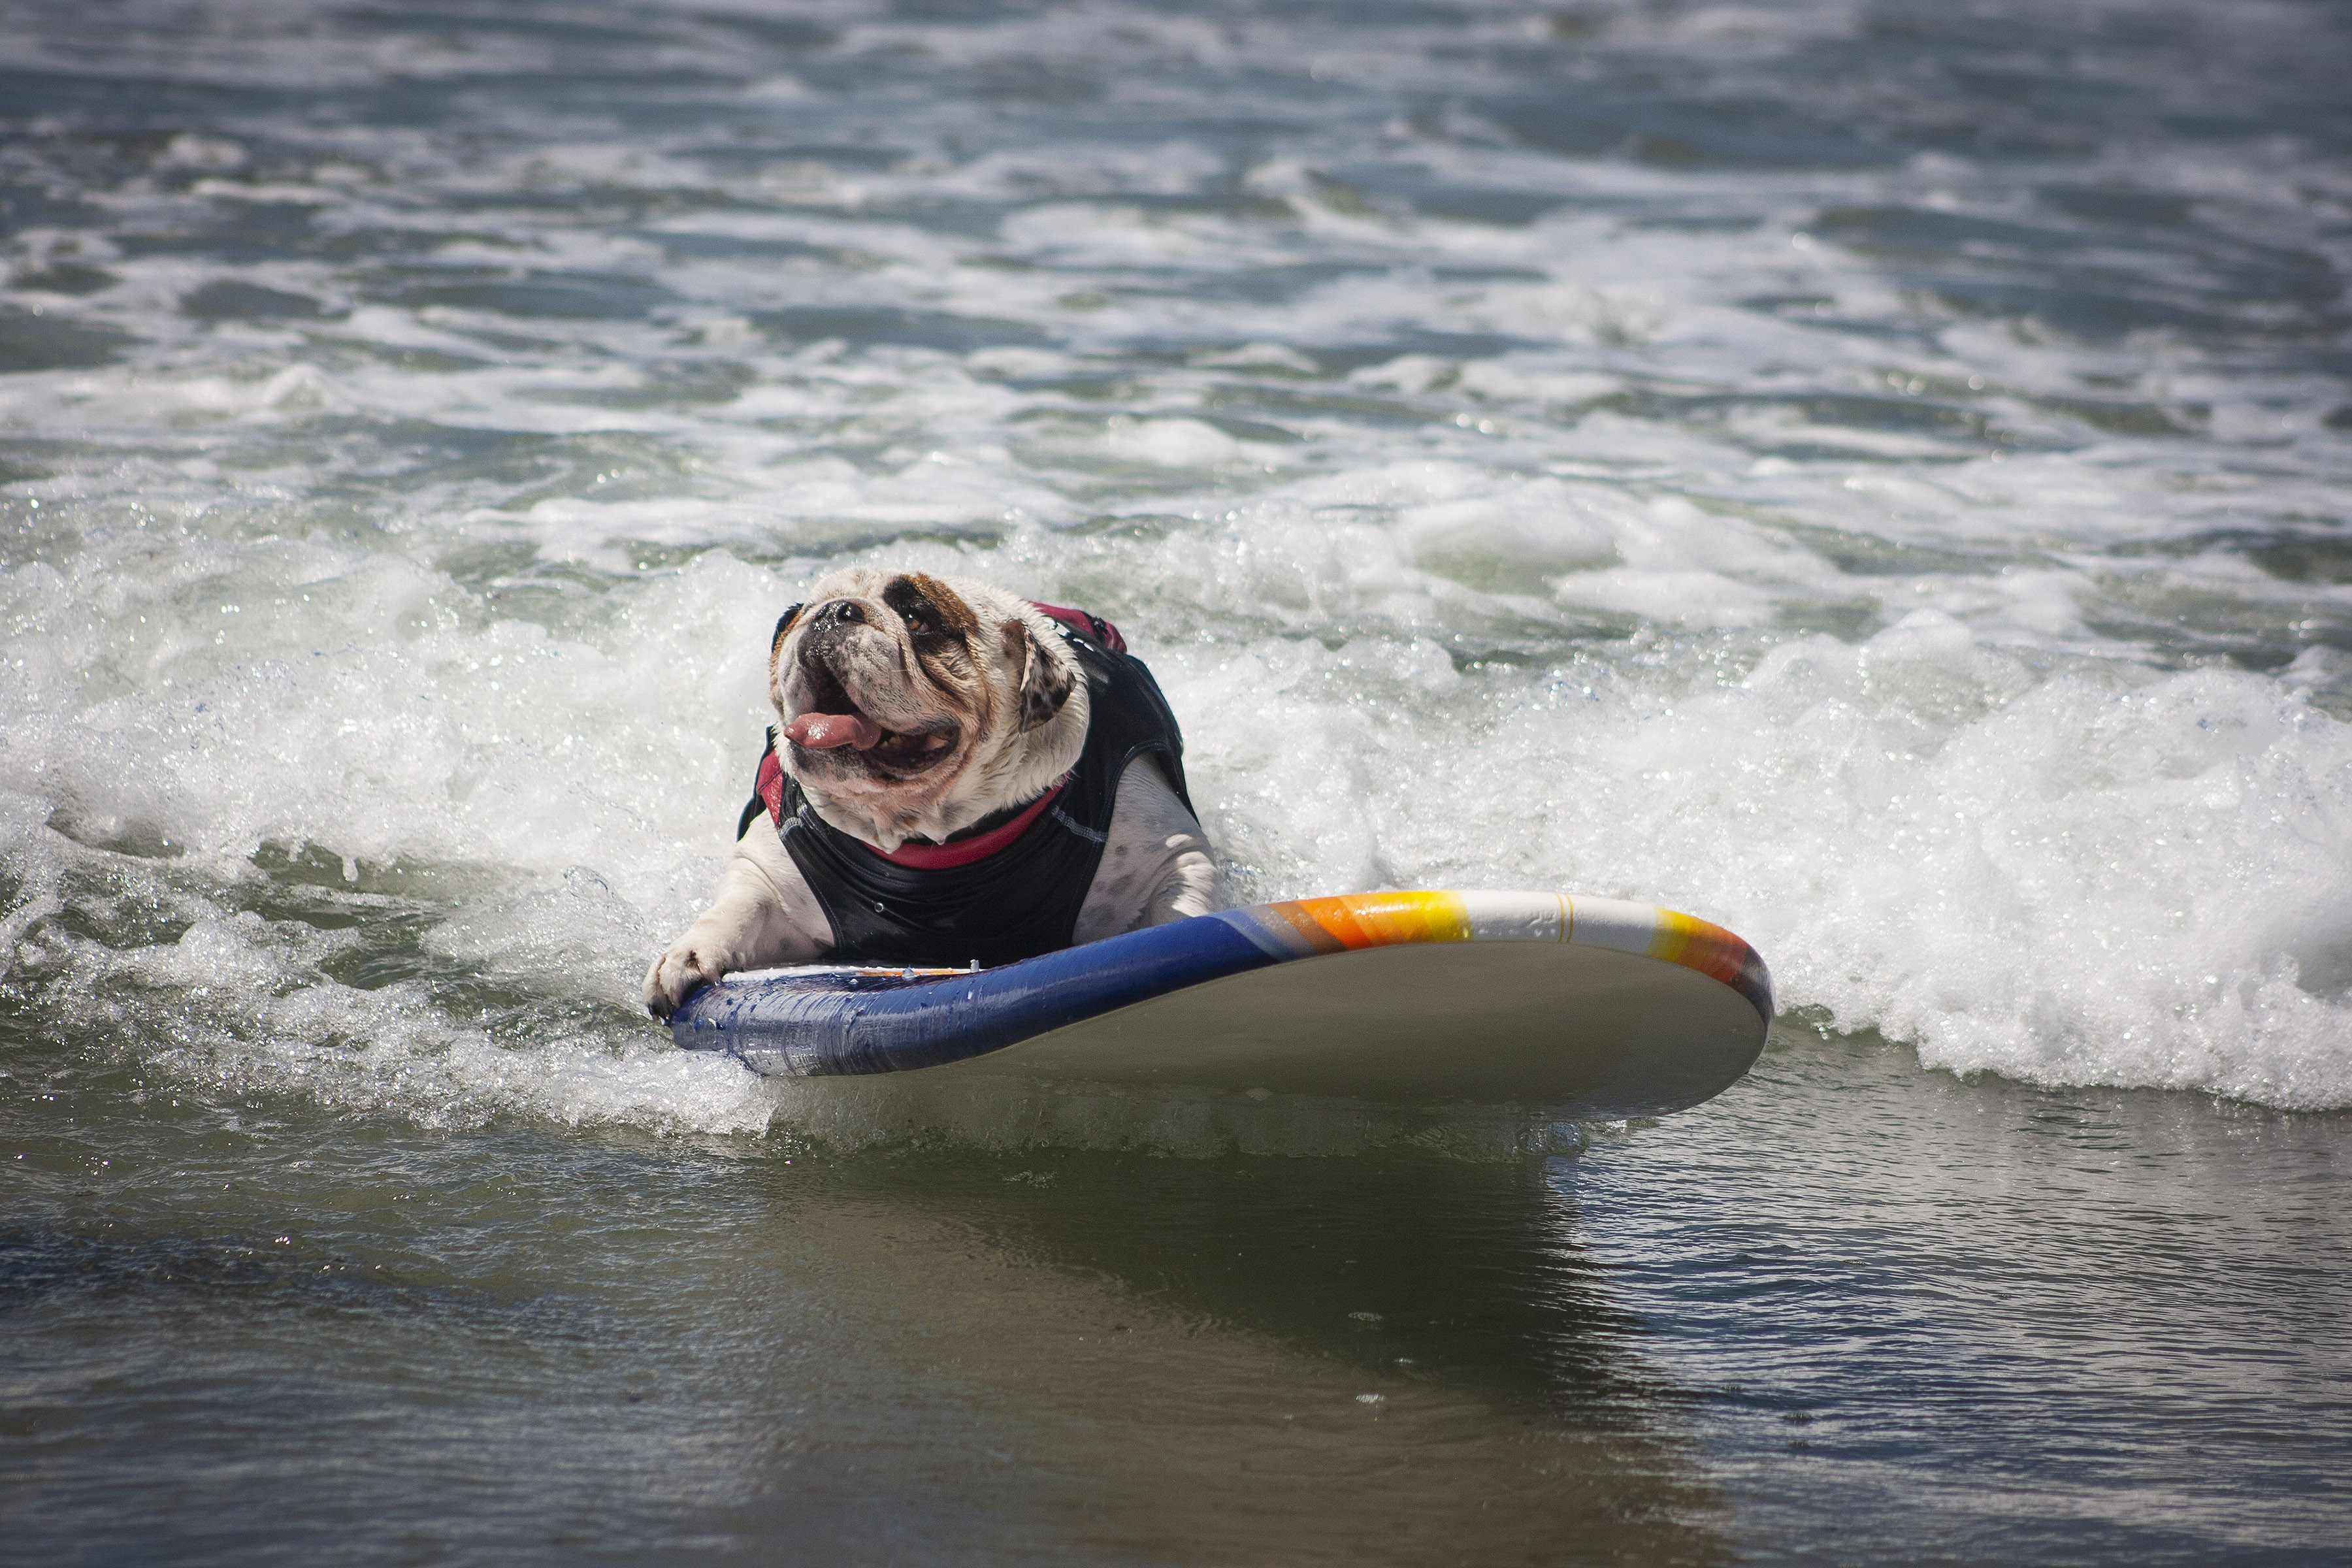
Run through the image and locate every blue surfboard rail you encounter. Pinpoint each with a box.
[670,890,1773,1083]
[670,907,1281,1075]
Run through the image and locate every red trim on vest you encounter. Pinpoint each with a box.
[756,746,787,826]
[866,781,1066,868]
[757,745,1070,870]
[1028,600,1126,653]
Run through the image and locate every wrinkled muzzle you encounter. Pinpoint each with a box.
[782,619,962,777]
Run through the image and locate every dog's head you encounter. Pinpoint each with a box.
[769,567,1089,851]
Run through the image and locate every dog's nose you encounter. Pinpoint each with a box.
[815,598,866,627]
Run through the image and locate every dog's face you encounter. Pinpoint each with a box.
[770,567,1089,851]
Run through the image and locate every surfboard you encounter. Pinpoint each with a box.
[669,890,1773,1118]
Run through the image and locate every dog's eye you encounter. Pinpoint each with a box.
[901,607,938,636]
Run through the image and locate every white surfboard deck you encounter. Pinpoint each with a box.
[937,939,1765,1107]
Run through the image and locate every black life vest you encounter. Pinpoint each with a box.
[740,606,1193,967]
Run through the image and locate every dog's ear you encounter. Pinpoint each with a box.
[1001,617,1073,731]
[770,604,804,659]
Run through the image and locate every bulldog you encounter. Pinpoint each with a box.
[643,567,1223,1017]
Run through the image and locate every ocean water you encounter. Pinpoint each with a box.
[3,0,2349,1561]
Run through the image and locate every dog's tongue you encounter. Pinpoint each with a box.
[785,711,883,751]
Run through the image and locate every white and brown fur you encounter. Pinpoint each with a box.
[642,567,1222,1017]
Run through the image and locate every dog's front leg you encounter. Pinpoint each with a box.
[643,822,832,1019]
[1071,757,1228,944]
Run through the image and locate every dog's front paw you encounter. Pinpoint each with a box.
[643,943,718,1020]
